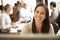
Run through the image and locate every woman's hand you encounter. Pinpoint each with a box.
[11,21,20,28]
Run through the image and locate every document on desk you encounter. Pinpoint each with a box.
[9,23,26,33]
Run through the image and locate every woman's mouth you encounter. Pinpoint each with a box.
[36,17,42,20]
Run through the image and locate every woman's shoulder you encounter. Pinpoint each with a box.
[21,22,32,34]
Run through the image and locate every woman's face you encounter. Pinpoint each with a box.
[34,6,46,22]
[6,7,11,14]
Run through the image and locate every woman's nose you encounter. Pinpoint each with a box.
[37,14,41,17]
[38,13,41,16]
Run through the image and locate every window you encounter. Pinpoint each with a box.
[57,0,60,11]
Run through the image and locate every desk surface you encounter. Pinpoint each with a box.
[0,34,59,38]
[0,34,60,40]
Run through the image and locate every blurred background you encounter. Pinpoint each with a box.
[0,0,60,40]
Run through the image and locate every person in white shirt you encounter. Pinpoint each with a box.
[1,4,16,33]
[19,3,31,22]
[20,3,29,17]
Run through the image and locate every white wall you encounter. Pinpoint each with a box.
[3,0,36,9]
[57,0,60,11]
[3,0,18,6]
[0,0,1,5]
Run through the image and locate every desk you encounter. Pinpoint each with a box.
[9,23,28,34]
[0,34,59,40]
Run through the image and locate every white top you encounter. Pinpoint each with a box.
[1,12,11,29]
[19,8,32,22]
[21,22,54,35]
[20,8,30,17]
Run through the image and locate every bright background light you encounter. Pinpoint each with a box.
[0,0,1,5]
[3,0,36,18]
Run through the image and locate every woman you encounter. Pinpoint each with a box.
[1,4,15,33]
[13,3,21,22]
[21,4,54,34]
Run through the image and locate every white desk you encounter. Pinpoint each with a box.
[9,23,28,33]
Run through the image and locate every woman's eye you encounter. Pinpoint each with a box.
[36,10,45,15]
[36,11,39,13]
[41,12,45,15]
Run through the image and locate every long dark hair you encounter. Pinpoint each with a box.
[32,4,50,33]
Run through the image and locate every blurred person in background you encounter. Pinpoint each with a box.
[49,1,59,23]
[13,3,17,22]
[21,4,54,35]
[1,4,17,33]
[19,3,31,23]
[49,1,59,34]
[0,5,3,33]
[13,2,21,22]
[20,3,28,18]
